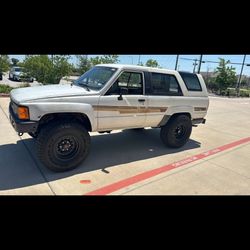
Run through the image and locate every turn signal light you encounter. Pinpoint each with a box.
[18,106,29,120]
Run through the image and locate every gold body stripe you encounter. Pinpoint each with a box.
[194,107,207,111]
[93,105,167,114]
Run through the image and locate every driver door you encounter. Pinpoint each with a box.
[97,71,148,130]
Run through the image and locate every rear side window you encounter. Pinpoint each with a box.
[148,73,182,96]
[179,72,202,91]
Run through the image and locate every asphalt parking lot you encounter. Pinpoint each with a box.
[0,96,250,195]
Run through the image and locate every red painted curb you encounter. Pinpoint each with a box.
[0,93,10,97]
[80,180,91,184]
[85,137,250,195]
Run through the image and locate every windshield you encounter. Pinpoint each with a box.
[75,66,118,90]
[14,68,22,72]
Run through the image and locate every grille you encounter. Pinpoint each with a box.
[10,100,18,115]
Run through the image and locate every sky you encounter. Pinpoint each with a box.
[8,54,250,76]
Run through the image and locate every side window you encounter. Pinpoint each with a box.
[149,73,182,96]
[106,71,143,95]
[179,72,202,91]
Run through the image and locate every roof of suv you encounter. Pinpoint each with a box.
[96,64,184,75]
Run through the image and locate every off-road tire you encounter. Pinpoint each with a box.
[160,115,192,148]
[37,120,90,172]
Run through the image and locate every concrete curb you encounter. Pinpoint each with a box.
[0,93,10,97]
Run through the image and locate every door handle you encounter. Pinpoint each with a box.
[138,99,145,102]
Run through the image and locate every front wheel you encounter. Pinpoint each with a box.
[37,121,90,172]
[160,115,192,148]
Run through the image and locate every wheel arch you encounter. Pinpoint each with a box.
[158,112,192,127]
[37,112,92,133]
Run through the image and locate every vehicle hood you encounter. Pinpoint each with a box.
[10,84,96,103]
[14,71,23,76]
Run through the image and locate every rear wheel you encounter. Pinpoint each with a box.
[37,121,90,172]
[160,115,192,148]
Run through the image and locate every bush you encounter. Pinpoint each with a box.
[17,83,30,88]
[0,83,31,94]
[239,89,250,97]
[220,90,227,96]
[226,88,237,96]
[0,84,14,93]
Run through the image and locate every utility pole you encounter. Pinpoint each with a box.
[236,54,246,96]
[206,65,210,83]
[175,54,179,70]
[193,59,198,73]
[197,54,203,73]
[138,55,141,65]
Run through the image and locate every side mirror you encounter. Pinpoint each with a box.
[118,87,128,100]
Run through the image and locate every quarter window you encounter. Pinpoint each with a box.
[179,72,202,91]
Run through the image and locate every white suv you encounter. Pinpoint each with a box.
[9,64,209,172]
[9,66,34,82]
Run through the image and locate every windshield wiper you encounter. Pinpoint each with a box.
[78,83,90,91]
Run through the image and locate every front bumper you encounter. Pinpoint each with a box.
[9,103,38,133]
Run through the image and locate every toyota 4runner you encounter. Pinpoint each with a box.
[9,64,209,172]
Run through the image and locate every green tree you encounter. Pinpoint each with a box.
[49,55,73,84]
[90,55,119,66]
[145,59,159,68]
[75,55,119,75]
[0,55,10,73]
[23,55,72,84]
[76,55,92,74]
[11,58,19,66]
[215,58,237,93]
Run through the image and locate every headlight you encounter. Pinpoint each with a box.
[17,106,30,120]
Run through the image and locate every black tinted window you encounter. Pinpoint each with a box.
[149,73,182,96]
[179,72,202,91]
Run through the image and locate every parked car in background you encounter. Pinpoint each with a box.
[9,67,34,82]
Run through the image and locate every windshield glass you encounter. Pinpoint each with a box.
[75,66,118,90]
[14,68,22,72]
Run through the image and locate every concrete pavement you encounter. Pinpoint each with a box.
[0,96,249,195]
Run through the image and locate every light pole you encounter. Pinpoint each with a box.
[197,54,203,73]
[193,59,198,73]
[175,55,179,70]
[236,55,246,96]
[138,55,141,65]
